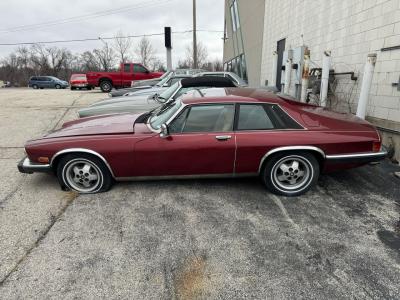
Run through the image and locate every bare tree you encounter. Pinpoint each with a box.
[30,44,50,73]
[149,57,166,72]
[46,47,72,76]
[134,36,155,67]
[113,30,132,63]
[185,42,208,68]
[93,44,117,71]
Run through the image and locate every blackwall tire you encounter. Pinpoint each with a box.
[56,153,113,193]
[100,81,112,93]
[262,151,319,196]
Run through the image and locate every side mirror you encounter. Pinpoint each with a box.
[159,124,169,138]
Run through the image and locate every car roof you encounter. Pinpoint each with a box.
[180,76,237,88]
[180,87,285,105]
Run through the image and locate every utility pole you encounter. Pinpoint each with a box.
[193,0,198,69]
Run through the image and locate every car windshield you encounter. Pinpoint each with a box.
[148,99,182,130]
[157,81,180,102]
[228,72,247,86]
[49,76,60,81]
[155,71,173,87]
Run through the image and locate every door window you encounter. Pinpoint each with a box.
[123,64,131,72]
[170,104,235,133]
[133,64,148,73]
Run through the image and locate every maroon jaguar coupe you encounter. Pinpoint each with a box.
[18,88,387,196]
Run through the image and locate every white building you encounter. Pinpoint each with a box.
[224,0,400,161]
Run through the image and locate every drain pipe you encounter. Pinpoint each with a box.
[320,50,331,107]
[356,53,377,119]
[300,48,310,102]
[270,51,278,88]
[283,49,293,95]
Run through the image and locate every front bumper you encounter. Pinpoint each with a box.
[325,149,388,164]
[17,157,51,174]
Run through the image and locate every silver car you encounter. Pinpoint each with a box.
[195,71,248,87]
[78,76,237,118]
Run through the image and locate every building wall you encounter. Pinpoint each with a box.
[223,0,265,87]
[260,0,400,124]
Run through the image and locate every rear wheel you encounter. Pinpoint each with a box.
[262,152,319,196]
[100,80,112,92]
[70,86,76,90]
[56,153,113,193]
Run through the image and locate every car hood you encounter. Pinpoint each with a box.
[125,86,167,96]
[43,113,141,138]
[91,94,159,107]
[78,99,161,118]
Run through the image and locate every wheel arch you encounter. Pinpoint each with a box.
[258,146,326,174]
[99,77,113,84]
[50,148,115,178]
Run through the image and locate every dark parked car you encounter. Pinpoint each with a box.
[28,76,69,89]
[18,88,386,196]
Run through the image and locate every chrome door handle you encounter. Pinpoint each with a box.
[215,135,232,141]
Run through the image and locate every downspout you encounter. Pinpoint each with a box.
[283,49,293,95]
[320,50,331,107]
[270,51,278,88]
[300,48,310,102]
[356,53,377,119]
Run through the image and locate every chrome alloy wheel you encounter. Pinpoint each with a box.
[63,158,103,193]
[271,155,312,193]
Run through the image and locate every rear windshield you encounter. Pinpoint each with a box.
[71,75,87,80]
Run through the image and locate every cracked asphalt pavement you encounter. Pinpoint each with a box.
[0,88,399,299]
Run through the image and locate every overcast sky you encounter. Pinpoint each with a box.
[0,0,225,67]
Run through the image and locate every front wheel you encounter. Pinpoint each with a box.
[55,84,61,89]
[262,152,319,196]
[100,80,112,92]
[56,154,113,193]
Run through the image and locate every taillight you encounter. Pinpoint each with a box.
[372,141,381,152]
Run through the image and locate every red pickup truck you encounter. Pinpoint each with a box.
[86,63,163,92]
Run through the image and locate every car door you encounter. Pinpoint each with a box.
[122,63,133,87]
[43,77,53,88]
[133,103,236,177]
[234,103,304,174]
[133,64,150,82]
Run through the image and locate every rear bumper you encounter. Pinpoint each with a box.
[325,149,387,164]
[18,157,51,174]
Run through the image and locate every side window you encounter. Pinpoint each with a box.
[181,105,234,133]
[123,64,131,72]
[31,77,37,81]
[133,64,148,73]
[237,104,274,130]
[169,108,189,134]
[266,104,303,129]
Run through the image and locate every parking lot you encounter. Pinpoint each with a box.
[0,88,399,299]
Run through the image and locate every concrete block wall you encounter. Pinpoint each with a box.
[260,0,400,123]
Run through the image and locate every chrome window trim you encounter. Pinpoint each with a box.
[51,148,116,178]
[258,146,326,174]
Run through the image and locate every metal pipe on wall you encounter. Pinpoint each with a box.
[300,48,310,102]
[270,51,278,88]
[320,50,331,107]
[283,49,293,95]
[356,53,377,119]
